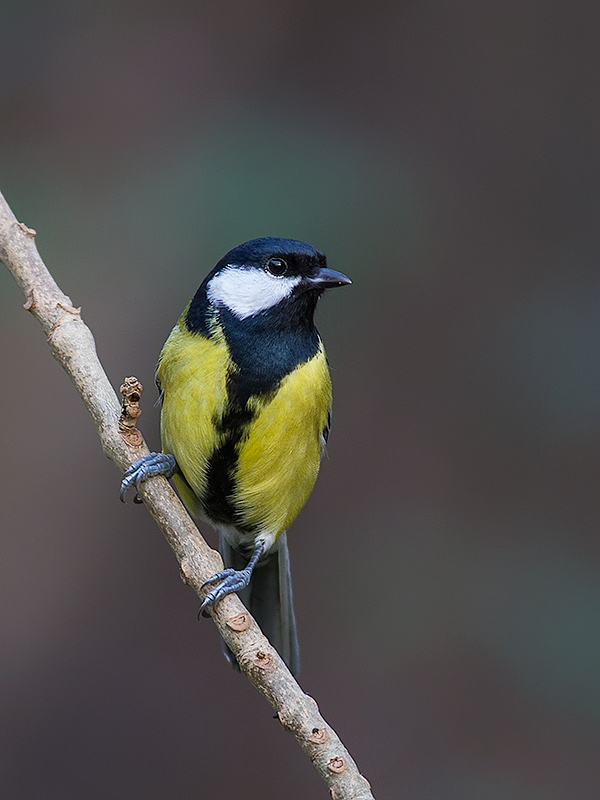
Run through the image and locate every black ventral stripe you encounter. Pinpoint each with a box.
[201,367,280,530]
[201,383,254,528]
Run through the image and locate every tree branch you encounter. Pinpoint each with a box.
[0,189,374,800]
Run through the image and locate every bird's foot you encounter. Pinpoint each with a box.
[198,568,253,617]
[198,541,265,617]
[119,452,177,502]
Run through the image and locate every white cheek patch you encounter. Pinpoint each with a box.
[207,266,301,319]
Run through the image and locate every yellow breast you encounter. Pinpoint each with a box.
[157,317,230,512]
[157,316,332,540]
[233,347,332,536]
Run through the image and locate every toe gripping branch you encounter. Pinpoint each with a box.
[120,452,178,502]
[198,541,265,617]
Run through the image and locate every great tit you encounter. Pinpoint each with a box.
[120,237,351,675]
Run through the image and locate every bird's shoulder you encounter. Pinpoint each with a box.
[156,313,229,394]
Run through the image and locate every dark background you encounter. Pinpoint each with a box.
[2,2,600,798]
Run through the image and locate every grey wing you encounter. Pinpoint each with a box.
[155,371,164,407]
[320,409,332,456]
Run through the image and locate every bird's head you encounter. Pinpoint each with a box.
[202,237,351,321]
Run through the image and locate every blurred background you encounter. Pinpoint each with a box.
[2,1,600,798]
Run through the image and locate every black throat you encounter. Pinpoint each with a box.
[186,285,321,398]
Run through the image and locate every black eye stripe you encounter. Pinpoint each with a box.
[265,257,288,277]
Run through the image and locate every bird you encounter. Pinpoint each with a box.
[120,237,351,675]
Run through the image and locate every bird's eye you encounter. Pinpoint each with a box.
[265,257,288,277]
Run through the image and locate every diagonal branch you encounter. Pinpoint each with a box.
[0,189,374,800]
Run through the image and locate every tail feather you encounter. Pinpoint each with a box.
[219,532,300,676]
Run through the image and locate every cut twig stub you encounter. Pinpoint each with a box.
[57,301,81,315]
[308,727,329,745]
[16,221,36,236]
[253,651,274,670]
[119,376,144,447]
[23,289,37,311]
[226,612,251,632]
[327,756,348,774]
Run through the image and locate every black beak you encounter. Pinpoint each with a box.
[309,267,352,289]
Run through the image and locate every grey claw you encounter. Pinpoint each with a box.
[196,542,265,620]
[119,452,177,502]
[198,597,212,619]
[200,569,235,590]
[197,568,252,617]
